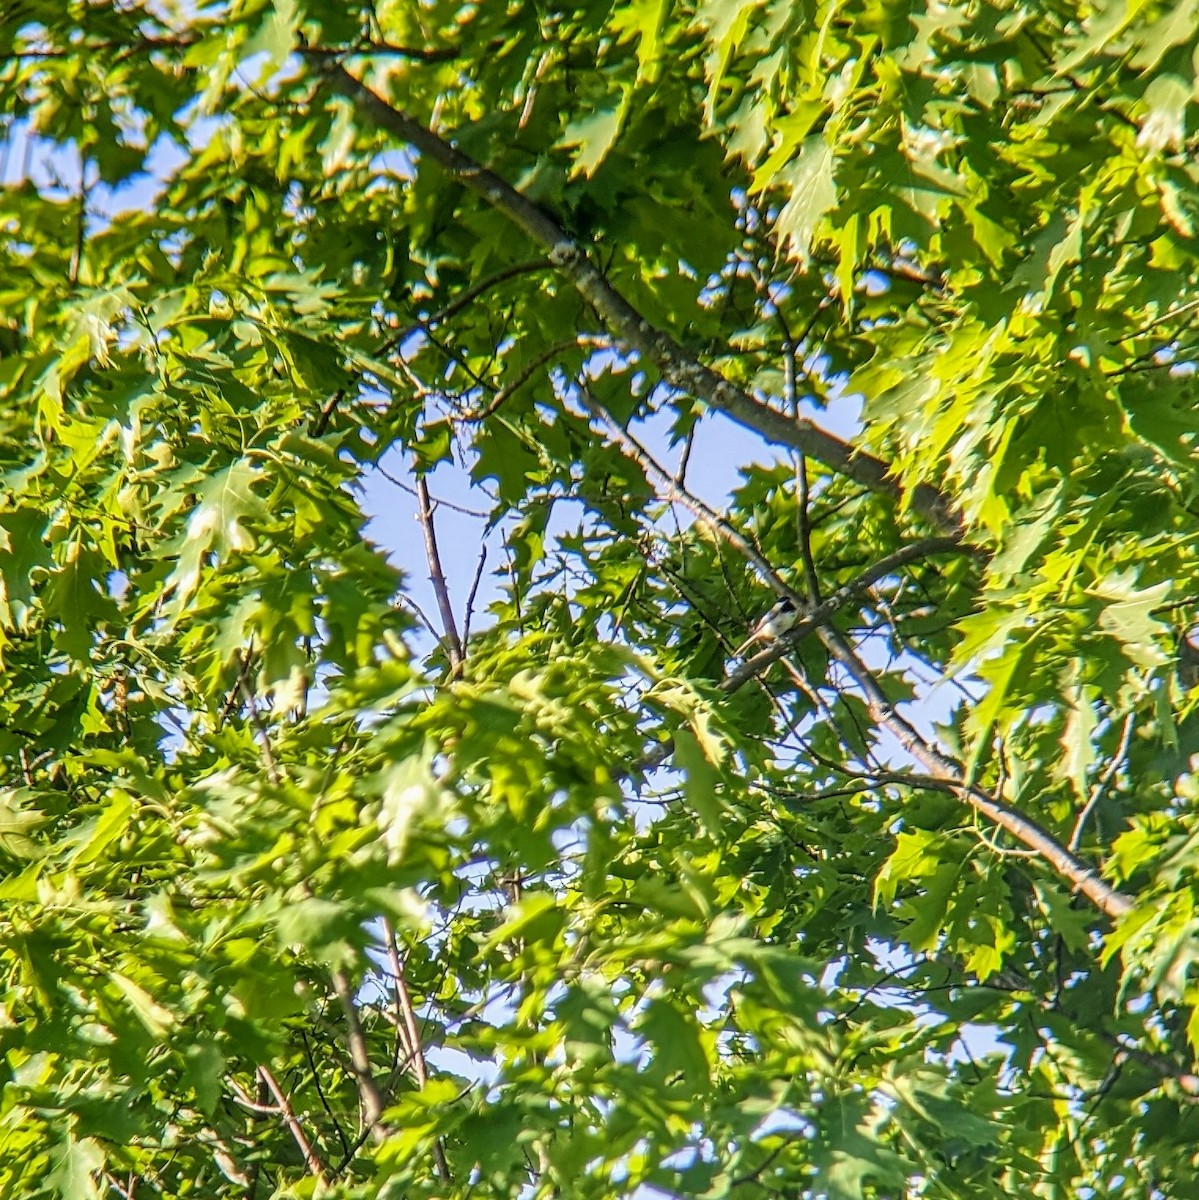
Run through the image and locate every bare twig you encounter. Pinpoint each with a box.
[377,463,491,517]
[300,1030,352,1158]
[415,476,465,674]
[1101,1033,1199,1098]
[301,39,461,63]
[674,424,696,486]
[780,279,823,608]
[227,1076,279,1115]
[68,167,88,287]
[455,334,611,425]
[815,622,1133,920]
[1069,710,1136,852]
[257,1065,330,1184]
[2,33,460,63]
[721,535,973,690]
[395,593,445,644]
[794,453,822,605]
[463,545,489,646]
[237,648,281,786]
[311,388,345,436]
[103,1172,139,1200]
[386,259,551,352]
[580,386,804,612]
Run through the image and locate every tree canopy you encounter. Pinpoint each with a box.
[3,0,1199,1196]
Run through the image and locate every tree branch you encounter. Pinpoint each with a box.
[382,919,450,1180]
[322,64,962,536]
[815,622,1133,920]
[300,1030,351,1159]
[722,535,973,690]
[257,1065,329,1185]
[580,385,804,604]
[387,259,551,353]
[238,666,281,787]
[585,391,1135,922]
[1069,709,1135,853]
[331,967,392,1144]
[454,334,610,425]
[415,476,465,675]
[2,34,459,63]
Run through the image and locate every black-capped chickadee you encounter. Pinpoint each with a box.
[733,597,801,658]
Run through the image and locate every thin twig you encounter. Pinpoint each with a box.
[227,1076,279,1115]
[2,33,460,62]
[311,388,345,436]
[385,259,550,352]
[300,1030,351,1158]
[795,453,822,604]
[381,919,450,1180]
[1114,297,1199,344]
[257,1066,330,1184]
[721,535,973,690]
[816,622,1133,920]
[411,319,493,391]
[68,166,88,287]
[456,334,611,425]
[579,386,804,611]
[1069,710,1136,852]
[415,476,465,674]
[674,424,697,487]
[376,463,491,517]
[394,593,444,644]
[237,649,281,786]
[779,272,823,608]
[1101,1032,1199,1098]
[463,545,489,646]
[103,1172,138,1200]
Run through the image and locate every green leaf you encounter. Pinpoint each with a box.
[1058,685,1100,802]
[109,971,176,1039]
[0,508,51,629]
[484,893,564,951]
[562,94,631,180]
[241,0,301,84]
[673,726,724,837]
[638,997,710,1088]
[611,0,669,82]
[1089,570,1171,668]
[47,1132,104,1200]
[773,137,836,261]
[163,459,268,614]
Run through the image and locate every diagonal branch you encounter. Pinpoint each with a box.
[382,919,450,1180]
[257,1065,330,1185]
[814,622,1132,920]
[578,386,805,611]
[722,535,973,690]
[1069,709,1135,853]
[386,259,552,353]
[3,34,460,63]
[584,391,1134,923]
[322,63,962,536]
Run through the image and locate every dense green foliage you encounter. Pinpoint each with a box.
[3,0,1199,1196]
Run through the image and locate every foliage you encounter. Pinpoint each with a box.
[2,0,1199,1196]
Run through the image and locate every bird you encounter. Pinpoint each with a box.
[732,597,802,658]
